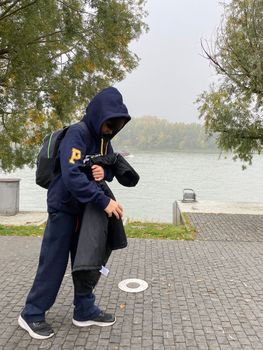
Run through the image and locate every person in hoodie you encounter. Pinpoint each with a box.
[18,87,131,340]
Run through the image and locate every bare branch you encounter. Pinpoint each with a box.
[250,0,260,47]
[49,39,82,61]
[57,0,95,16]
[224,42,250,76]
[0,0,38,21]
[27,30,64,45]
[0,0,14,6]
[0,0,20,18]
[215,128,263,140]
[0,112,8,132]
[201,39,230,75]
[0,48,9,56]
[201,39,262,94]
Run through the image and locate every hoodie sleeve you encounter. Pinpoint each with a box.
[59,124,111,209]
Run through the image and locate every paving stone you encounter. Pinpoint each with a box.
[187,213,263,242]
[0,213,263,349]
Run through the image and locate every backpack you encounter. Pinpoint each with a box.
[35,122,87,189]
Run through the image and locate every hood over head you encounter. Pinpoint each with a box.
[82,87,131,139]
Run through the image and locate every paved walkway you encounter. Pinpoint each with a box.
[0,213,263,349]
[0,212,47,226]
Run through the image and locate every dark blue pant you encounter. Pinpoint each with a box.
[21,212,100,322]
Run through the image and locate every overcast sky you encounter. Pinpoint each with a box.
[116,0,226,124]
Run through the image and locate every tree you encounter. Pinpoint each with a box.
[0,0,148,171]
[112,116,218,152]
[196,0,263,165]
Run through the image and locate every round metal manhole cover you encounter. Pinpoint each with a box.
[118,278,148,293]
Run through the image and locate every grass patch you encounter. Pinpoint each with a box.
[181,213,197,239]
[0,225,44,236]
[0,220,196,241]
[125,221,195,240]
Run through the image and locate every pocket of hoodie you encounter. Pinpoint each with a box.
[49,212,58,222]
[60,191,73,205]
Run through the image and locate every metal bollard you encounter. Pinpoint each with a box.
[0,178,20,215]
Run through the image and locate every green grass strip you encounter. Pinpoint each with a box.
[0,220,195,240]
[0,225,45,237]
[125,221,195,240]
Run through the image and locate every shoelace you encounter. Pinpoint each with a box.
[32,321,50,330]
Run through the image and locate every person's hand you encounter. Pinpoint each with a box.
[91,165,104,181]
[104,199,123,220]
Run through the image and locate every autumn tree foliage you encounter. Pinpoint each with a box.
[112,116,217,152]
[0,0,147,171]
[197,0,263,165]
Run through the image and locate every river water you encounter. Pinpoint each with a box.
[1,152,263,222]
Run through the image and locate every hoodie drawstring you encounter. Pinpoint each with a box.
[100,138,108,155]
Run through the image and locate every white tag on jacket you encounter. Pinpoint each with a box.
[99,266,109,277]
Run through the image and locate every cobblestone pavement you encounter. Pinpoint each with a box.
[0,214,263,349]
[188,213,263,242]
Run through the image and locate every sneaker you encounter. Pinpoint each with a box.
[18,315,54,340]
[72,311,116,327]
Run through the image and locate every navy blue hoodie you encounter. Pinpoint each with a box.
[47,87,131,215]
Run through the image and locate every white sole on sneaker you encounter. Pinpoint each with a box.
[72,317,116,327]
[18,315,54,340]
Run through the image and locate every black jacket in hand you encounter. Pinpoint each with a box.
[73,155,139,272]
[82,153,140,187]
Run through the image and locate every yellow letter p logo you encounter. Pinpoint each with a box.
[69,148,81,164]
